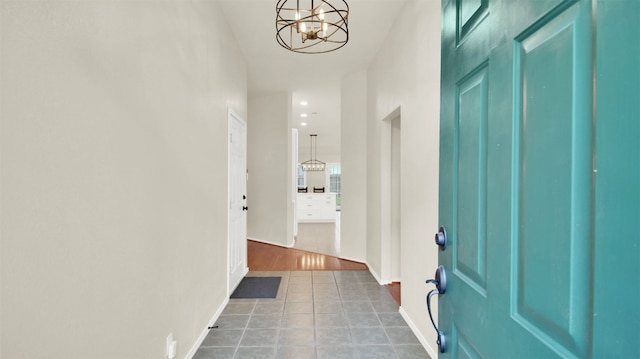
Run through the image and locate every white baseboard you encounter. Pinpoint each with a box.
[184,297,230,359]
[247,237,295,248]
[367,264,391,285]
[336,254,367,265]
[399,306,438,359]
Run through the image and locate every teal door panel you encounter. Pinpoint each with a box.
[438,0,639,357]
[592,0,640,356]
[455,63,489,292]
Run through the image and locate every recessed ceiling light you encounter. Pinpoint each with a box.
[301,122,307,126]
[300,101,308,106]
[300,113,308,118]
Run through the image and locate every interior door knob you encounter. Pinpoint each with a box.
[435,226,447,251]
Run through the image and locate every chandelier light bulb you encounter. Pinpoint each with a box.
[318,8,325,20]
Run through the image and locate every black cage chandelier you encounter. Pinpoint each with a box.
[301,134,326,171]
[276,0,349,54]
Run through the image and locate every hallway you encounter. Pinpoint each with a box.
[193,270,429,359]
[294,212,341,257]
[295,222,339,257]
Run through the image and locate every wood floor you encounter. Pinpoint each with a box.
[248,240,367,271]
[386,282,401,305]
[247,240,401,305]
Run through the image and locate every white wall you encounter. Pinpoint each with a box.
[247,93,294,247]
[365,0,441,355]
[340,70,368,262]
[0,2,247,358]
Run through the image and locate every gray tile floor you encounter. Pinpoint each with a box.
[194,270,430,359]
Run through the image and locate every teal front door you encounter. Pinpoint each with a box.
[438,0,639,357]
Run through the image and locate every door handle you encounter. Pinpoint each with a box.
[242,206,248,211]
[426,266,447,353]
[426,265,447,293]
[435,226,447,251]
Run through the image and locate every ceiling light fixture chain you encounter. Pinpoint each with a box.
[276,0,349,54]
[301,134,326,171]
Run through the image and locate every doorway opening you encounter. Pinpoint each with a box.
[389,114,401,282]
[294,162,341,257]
[381,107,402,288]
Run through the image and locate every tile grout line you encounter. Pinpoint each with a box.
[195,270,428,359]
[235,299,256,357]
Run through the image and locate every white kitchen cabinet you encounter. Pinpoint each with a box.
[296,193,336,223]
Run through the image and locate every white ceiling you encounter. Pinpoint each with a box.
[218,0,408,158]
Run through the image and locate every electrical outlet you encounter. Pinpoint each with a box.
[166,333,177,359]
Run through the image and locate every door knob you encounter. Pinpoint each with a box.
[426,265,447,293]
[435,226,447,251]
[426,265,447,353]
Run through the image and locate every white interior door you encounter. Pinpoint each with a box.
[228,109,247,294]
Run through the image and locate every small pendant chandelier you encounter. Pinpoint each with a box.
[276,0,349,54]
[301,134,326,171]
